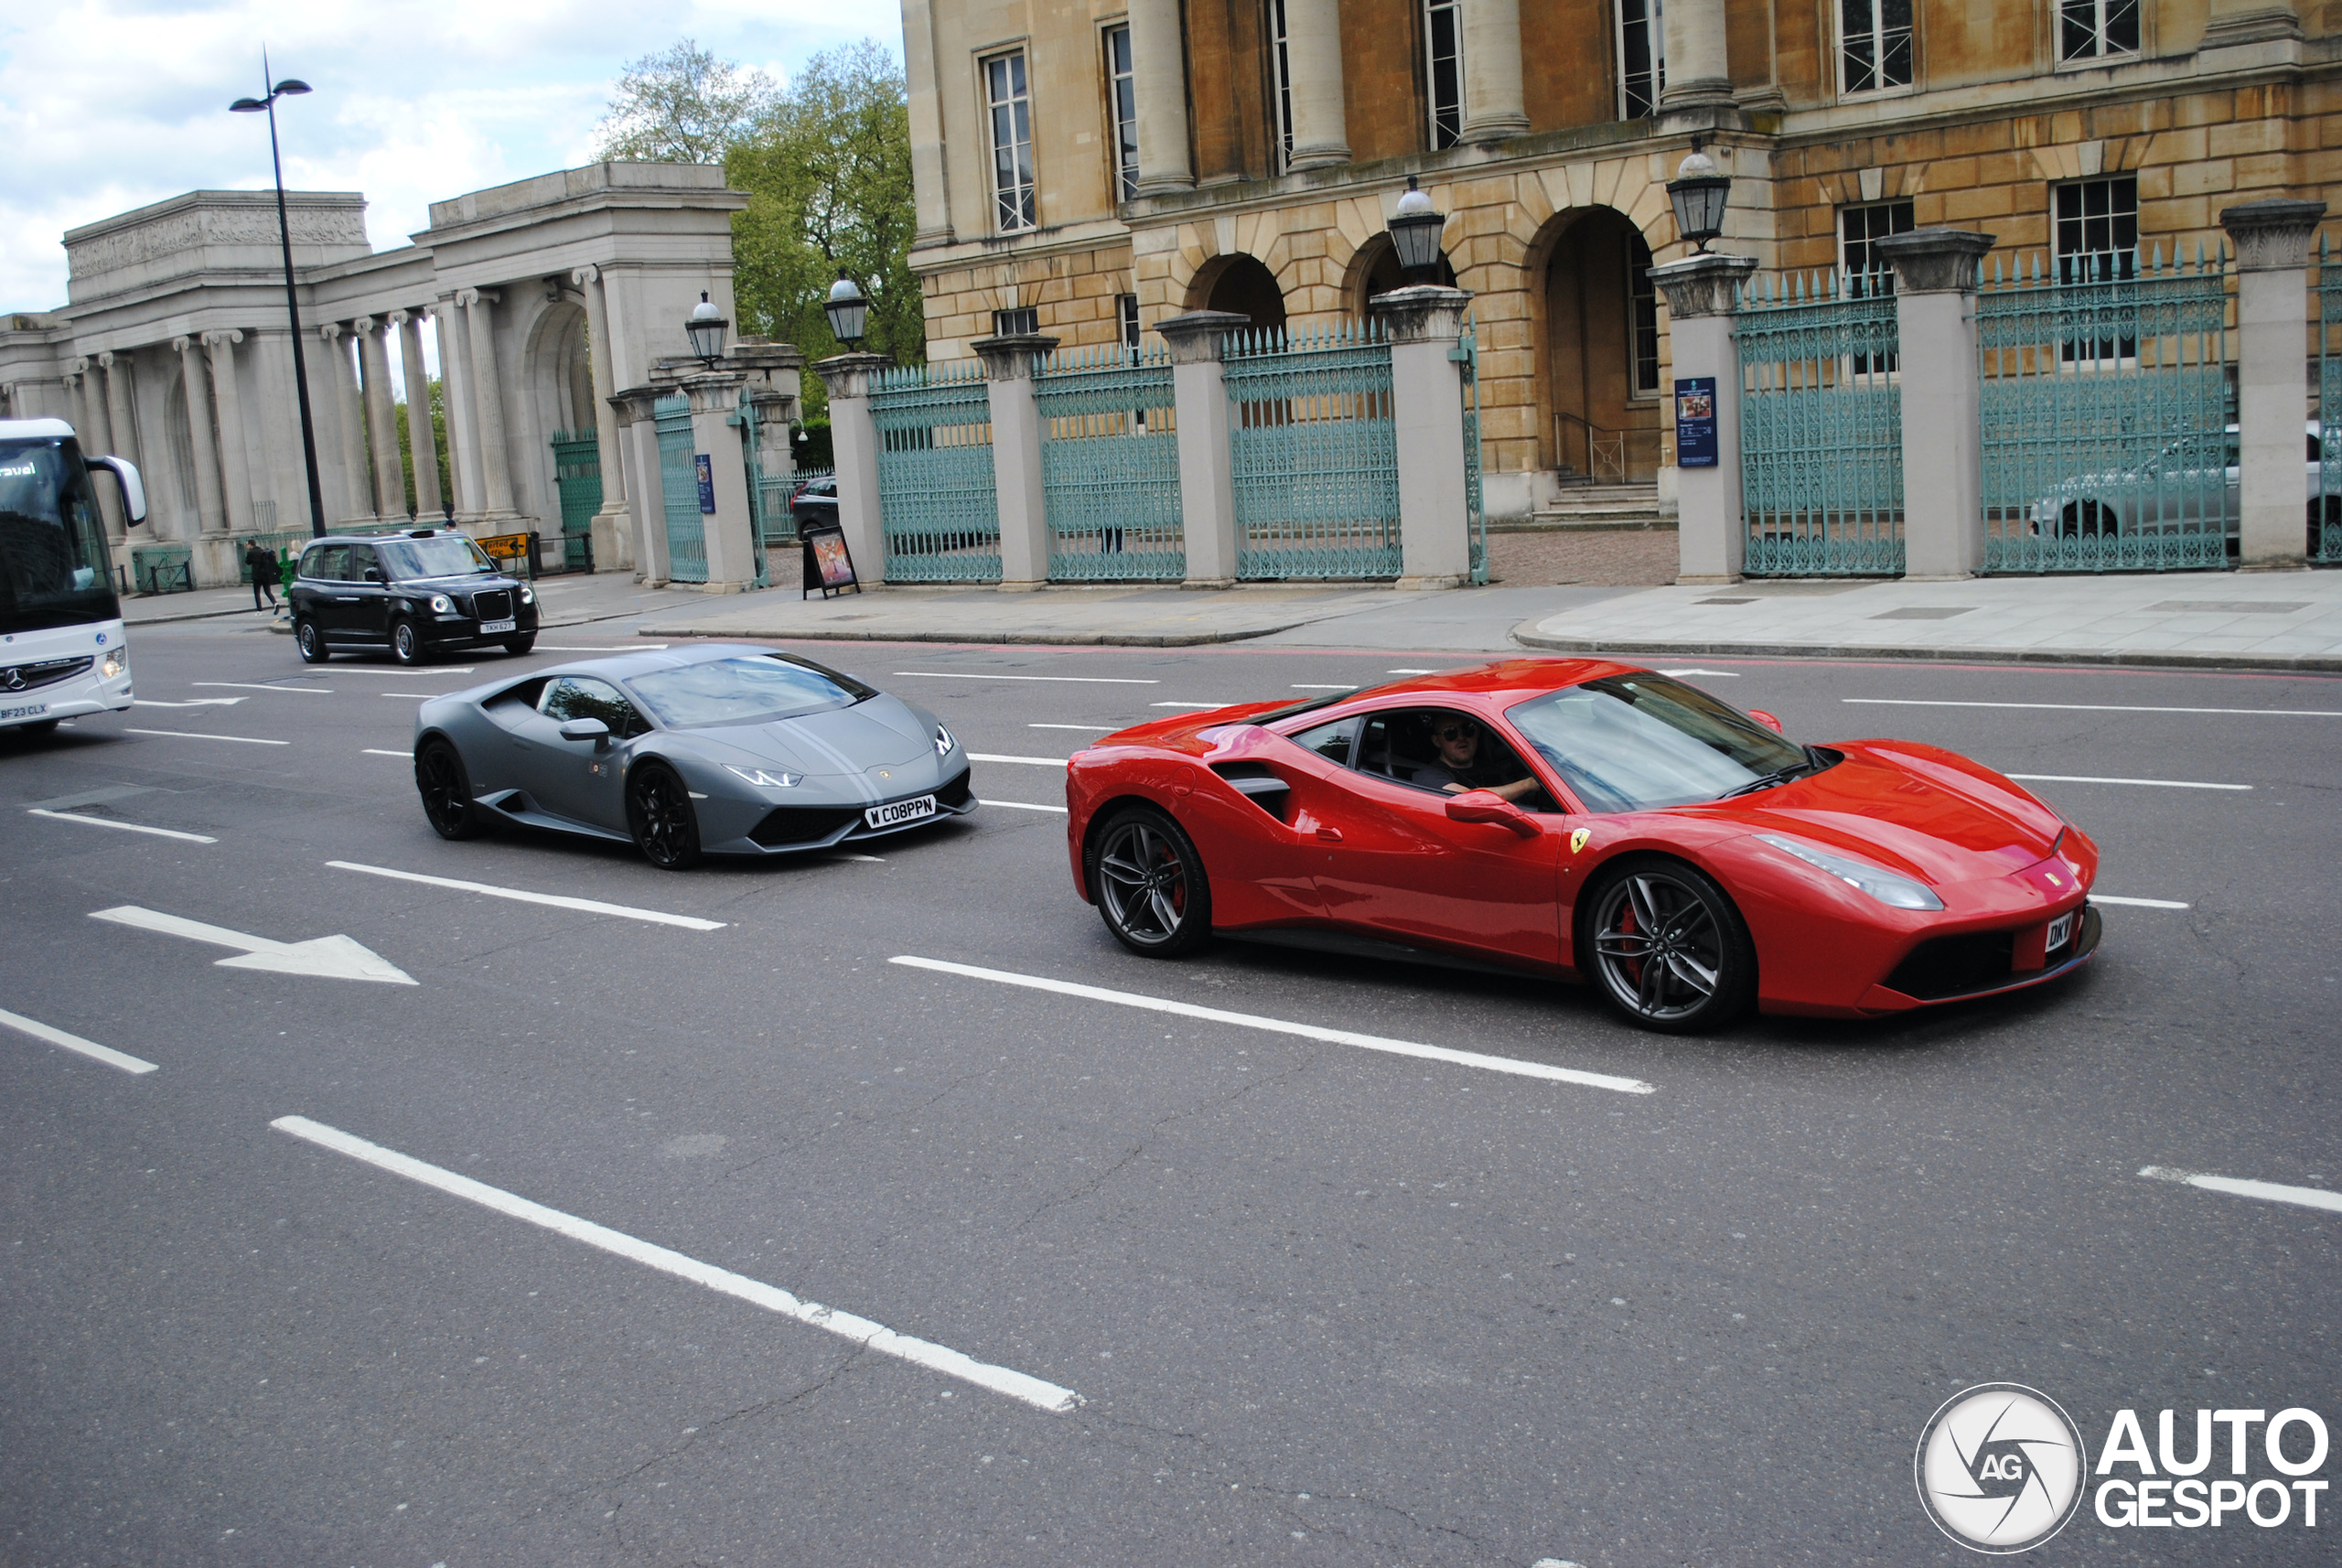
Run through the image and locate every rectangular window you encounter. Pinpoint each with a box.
[1617,0,1665,120]
[1268,0,1295,170]
[1840,0,1913,95]
[1118,294,1142,350]
[1424,0,1464,149]
[2059,0,2138,62]
[1840,200,1915,371]
[1106,25,1139,203]
[2055,177,2139,359]
[1628,240,1660,395]
[985,52,1037,232]
[993,305,1039,337]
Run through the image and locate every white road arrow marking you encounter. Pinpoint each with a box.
[88,907,415,984]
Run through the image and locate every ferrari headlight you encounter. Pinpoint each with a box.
[725,764,801,789]
[1755,832,1943,911]
[934,724,956,757]
[519,585,536,604]
[429,594,455,615]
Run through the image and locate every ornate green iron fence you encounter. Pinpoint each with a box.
[871,360,998,582]
[1036,345,1183,580]
[550,429,601,573]
[653,393,706,583]
[1980,246,2234,573]
[1736,272,1904,576]
[1225,320,1402,580]
[1456,318,1488,585]
[129,542,194,595]
[733,393,772,590]
[2317,234,2342,564]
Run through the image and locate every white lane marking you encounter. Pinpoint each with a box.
[970,753,1070,767]
[27,808,216,844]
[132,697,244,708]
[892,955,1657,1095]
[826,854,885,863]
[1150,702,1226,710]
[362,748,409,757]
[0,1006,157,1076]
[124,728,289,746]
[1843,698,2342,718]
[1658,668,1742,678]
[1387,668,1439,674]
[2006,773,2251,791]
[381,692,443,699]
[325,861,725,931]
[894,671,1157,684]
[1290,684,1356,691]
[979,799,1069,813]
[537,645,668,651]
[1030,723,1117,730]
[88,907,414,983]
[190,682,330,694]
[270,1115,1081,1412]
[2093,895,2190,909]
[2141,1165,2342,1217]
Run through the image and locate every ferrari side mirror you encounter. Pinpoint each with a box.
[1445,789,1540,839]
[1748,709,1785,734]
[558,717,611,749]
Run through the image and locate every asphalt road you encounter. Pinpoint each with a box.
[3,612,2337,1567]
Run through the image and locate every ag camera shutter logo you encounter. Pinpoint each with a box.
[1915,1383,2086,1553]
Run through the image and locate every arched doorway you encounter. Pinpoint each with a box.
[1541,209,1661,483]
[525,300,601,570]
[1346,233,1457,317]
[1189,254,1287,336]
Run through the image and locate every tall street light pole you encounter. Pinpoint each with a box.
[231,61,328,539]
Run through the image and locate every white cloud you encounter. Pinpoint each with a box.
[0,0,901,307]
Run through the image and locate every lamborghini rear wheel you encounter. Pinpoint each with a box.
[1583,858,1755,1034]
[414,739,483,841]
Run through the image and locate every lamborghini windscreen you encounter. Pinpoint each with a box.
[0,438,119,636]
[1506,674,1808,812]
[623,655,877,728]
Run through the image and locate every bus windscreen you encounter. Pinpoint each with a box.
[0,438,120,635]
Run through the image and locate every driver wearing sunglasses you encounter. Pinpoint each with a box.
[1413,714,1543,803]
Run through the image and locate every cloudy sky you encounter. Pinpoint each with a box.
[0,0,903,311]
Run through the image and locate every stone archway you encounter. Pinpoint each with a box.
[1343,233,1457,317]
[522,297,599,569]
[1534,207,1663,483]
[1187,253,1287,334]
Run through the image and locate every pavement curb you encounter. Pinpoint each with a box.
[1509,622,2342,672]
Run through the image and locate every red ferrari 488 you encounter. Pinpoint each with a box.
[1064,660,2100,1033]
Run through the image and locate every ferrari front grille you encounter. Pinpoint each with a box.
[470,589,513,621]
[0,655,92,693]
[1885,930,2017,1001]
[749,805,864,846]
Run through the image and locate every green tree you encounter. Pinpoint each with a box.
[596,39,776,164]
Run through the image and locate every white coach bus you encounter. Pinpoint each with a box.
[0,418,145,736]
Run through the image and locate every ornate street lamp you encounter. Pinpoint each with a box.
[229,61,328,538]
[823,273,871,347]
[1666,136,1734,253]
[1387,176,1446,285]
[685,292,729,368]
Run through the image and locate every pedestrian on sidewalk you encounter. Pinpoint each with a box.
[244,540,280,614]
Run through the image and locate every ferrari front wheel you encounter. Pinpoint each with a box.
[1584,858,1755,1034]
[628,762,703,870]
[1092,806,1211,957]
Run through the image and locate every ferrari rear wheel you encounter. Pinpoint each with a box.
[628,762,703,870]
[414,739,483,841]
[1584,858,1755,1034]
[1092,806,1211,957]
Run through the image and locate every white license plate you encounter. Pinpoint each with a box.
[865,794,938,830]
[2046,910,2075,951]
[478,618,517,634]
[1,702,49,723]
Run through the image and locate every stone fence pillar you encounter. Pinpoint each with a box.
[572,266,632,570]
[813,352,894,586]
[1648,252,1757,584]
[681,371,757,592]
[1155,310,1248,586]
[974,332,1060,590]
[1880,228,1995,580]
[2221,198,2326,571]
[607,385,672,585]
[1370,285,1476,589]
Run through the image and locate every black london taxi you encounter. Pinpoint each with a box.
[289,530,540,666]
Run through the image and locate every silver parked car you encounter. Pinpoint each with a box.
[411,645,974,868]
[2029,422,2327,552]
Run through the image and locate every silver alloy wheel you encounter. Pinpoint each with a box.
[1096,817,1189,947]
[1590,868,1726,1023]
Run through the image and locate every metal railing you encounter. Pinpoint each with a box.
[1037,345,1183,581]
[1552,412,1663,485]
[871,360,999,582]
[653,393,706,583]
[1225,319,1402,580]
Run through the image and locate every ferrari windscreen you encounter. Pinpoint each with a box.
[622,654,877,729]
[1506,674,1810,812]
[377,537,494,578]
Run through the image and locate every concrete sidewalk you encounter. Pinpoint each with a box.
[122,570,708,632]
[639,582,1407,647]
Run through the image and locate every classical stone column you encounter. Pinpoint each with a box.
[1155,311,1248,585]
[68,363,125,543]
[1281,0,1351,170]
[680,371,758,592]
[2221,199,2326,570]
[1370,286,1476,588]
[174,336,228,537]
[572,267,631,570]
[609,387,675,585]
[1660,0,1735,125]
[973,332,1060,588]
[100,350,140,544]
[901,0,953,244]
[1648,252,1758,583]
[1460,0,1530,143]
[1129,0,1195,195]
[434,302,479,518]
[459,289,517,519]
[814,353,893,584]
[202,330,255,535]
[1878,229,1995,580]
[321,325,373,521]
[354,317,405,519]
[2201,0,2303,50]
[391,311,444,521]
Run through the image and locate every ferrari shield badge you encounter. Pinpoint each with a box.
[1570,828,1592,854]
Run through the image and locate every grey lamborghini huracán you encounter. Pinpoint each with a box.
[411,646,975,868]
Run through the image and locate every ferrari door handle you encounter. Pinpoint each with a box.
[1314,826,1343,843]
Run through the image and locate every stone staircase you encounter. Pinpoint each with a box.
[1508,482,1672,532]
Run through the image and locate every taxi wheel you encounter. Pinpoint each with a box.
[294,618,330,663]
[628,763,703,870]
[503,634,537,656]
[390,618,424,666]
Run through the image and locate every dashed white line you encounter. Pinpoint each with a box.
[124,728,289,746]
[2007,773,2250,791]
[1149,702,1227,710]
[1290,684,1356,691]
[1387,668,1439,674]
[970,753,1070,767]
[26,808,216,844]
[979,800,1069,813]
[190,682,331,694]
[1658,668,1742,678]
[132,697,243,708]
[539,645,667,651]
[891,955,1656,1094]
[325,861,725,931]
[1030,723,1117,730]
[895,671,1157,684]
[361,748,410,757]
[2092,895,2190,909]
[380,693,439,699]
[1844,698,2342,718]
[2141,1165,2342,1217]
[0,1006,157,1076]
[269,1115,1081,1412]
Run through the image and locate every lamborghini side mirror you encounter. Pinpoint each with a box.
[1445,789,1540,839]
[558,717,611,748]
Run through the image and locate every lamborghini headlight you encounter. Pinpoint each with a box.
[934,724,956,757]
[1755,832,1943,911]
[725,764,801,789]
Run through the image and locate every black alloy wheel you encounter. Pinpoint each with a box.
[414,740,483,840]
[503,634,537,656]
[294,618,330,663]
[390,618,424,666]
[1092,806,1211,957]
[628,762,703,869]
[1584,858,1755,1034]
